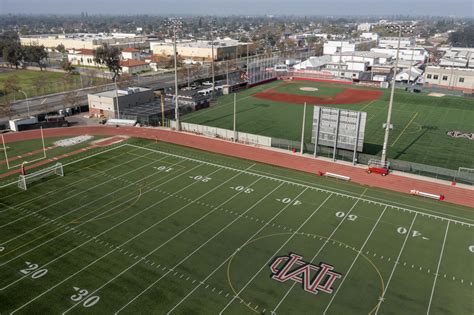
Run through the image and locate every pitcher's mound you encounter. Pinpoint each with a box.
[300,87,319,92]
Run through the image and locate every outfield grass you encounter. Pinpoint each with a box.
[0,138,472,314]
[183,80,474,170]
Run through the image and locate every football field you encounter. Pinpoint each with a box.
[0,139,473,314]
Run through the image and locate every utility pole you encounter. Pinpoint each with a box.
[380,24,414,165]
[113,77,120,119]
[209,19,216,94]
[168,18,183,131]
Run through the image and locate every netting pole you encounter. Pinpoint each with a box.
[2,134,10,170]
[40,127,47,159]
[300,102,306,155]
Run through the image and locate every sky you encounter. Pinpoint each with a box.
[0,0,473,17]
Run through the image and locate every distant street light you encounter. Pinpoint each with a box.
[18,90,30,116]
[167,17,183,131]
[209,19,216,94]
[380,24,414,165]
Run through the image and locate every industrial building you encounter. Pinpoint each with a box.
[20,33,148,50]
[149,39,252,61]
[423,66,474,94]
[87,87,155,118]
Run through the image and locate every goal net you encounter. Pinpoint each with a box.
[18,163,64,190]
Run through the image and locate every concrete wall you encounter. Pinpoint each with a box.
[423,67,474,92]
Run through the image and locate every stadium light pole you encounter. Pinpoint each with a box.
[380,24,414,165]
[168,18,183,131]
[18,90,30,116]
[209,19,216,94]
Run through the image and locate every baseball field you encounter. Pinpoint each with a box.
[182,80,474,170]
[0,137,472,314]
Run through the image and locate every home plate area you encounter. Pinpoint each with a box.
[0,142,471,314]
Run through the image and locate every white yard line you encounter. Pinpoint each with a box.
[1,161,203,291]
[272,197,366,313]
[69,169,266,314]
[323,206,388,314]
[217,192,333,314]
[0,154,166,246]
[166,186,314,315]
[0,143,127,190]
[0,151,159,230]
[0,143,150,209]
[426,221,450,315]
[9,165,233,313]
[128,144,474,226]
[374,213,418,315]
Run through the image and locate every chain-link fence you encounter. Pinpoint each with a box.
[271,137,473,185]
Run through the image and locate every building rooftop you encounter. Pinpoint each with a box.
[122,47,140,53]
[120,59,148,67]
[151,39,248,49]
[92,87,151,98]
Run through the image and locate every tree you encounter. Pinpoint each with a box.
[94,44,122,80]
[24,45,48,70]
[2,43,24,69]
[116,73,133,89]
[2,74,20,96]
[60,60,75,73]
[56,44,66,54]
[0,98,13,119]
[32,74,49,95]
[62,90,81,109]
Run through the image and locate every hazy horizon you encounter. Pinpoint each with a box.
[1,0,473,17]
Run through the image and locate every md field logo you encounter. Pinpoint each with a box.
[270,253,342,295]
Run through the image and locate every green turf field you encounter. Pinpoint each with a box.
[183,80,474,171]
[0,69,104,101]
[0,138,472,314]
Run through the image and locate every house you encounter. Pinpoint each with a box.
[120,59,150,74]
[121,47,141,60]
[293,56,332,70]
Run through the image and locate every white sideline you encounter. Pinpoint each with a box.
[323,206,388,314]
[426,221,450,314]
[11,164,245,313]
[218,193,332,314]
[0,143,127,190]
[0,150,157,230]
[0,158,191,272]
[272,197,365,313]
[2,161,204,292]
[69,169,265,314]
[0,143,148,211]
[166,187,319,314]
[0,154,164,246]
[126,144,474,227]
[374,213,418,314]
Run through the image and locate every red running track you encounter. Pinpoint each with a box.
[2,126,473,208]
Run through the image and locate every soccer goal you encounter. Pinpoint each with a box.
[18,163,64,190]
